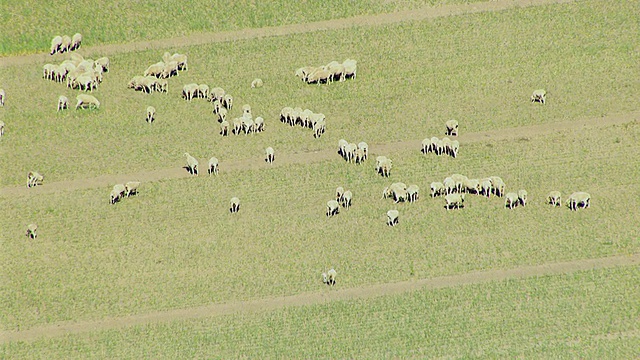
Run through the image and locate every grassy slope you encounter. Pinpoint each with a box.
[0,0,478,56]
[0,0,639,186]
[3,266,638,358]
[2,122,639,330]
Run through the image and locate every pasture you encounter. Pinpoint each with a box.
[1,0,639,357]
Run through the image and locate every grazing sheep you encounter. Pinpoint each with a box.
[232,118,242,135]
[343,59,357,80]
[517,190,528,207]
[146,106,156,123]
[43,64,55,80]
[335,187,345,202]
[443,177,456,195]
[26,224,38,239]
[442,137,452,156]
[427,137,439,154]
[241,104,251,118]
[156,79,168,93]
[341,190,352,209]
[0,121,4,138]
[265,147,274,164]
[208,157,219,176]
[50,35,63,55]
[445,119,459,136]
[407,185,419,202]
[323,268,337,286]
[182,83,199,101]
[242,117,254,135]
[27,171,44,188]
[430,182,445,197]
[337,139,348,157]
[222,94,233,110]
[451,174,467,193]
[215,107,228,123]
[531,89,546,104]
[125,181,141,197]
[95,57,110,72]
[111,184,126,204]
[505,192,519,209]
[421,138,431,154]
[445,193,465,210]
[57,95,69,111]
[490,176,506,197]
[184,153,199,175]
[307,68,331,84]
[480,178,493,198]
[230,197,241,213]
[128,75,144,89]
[464,178,480,194]
[450,140,460,158]
[567,192,590,211]
[387,209,399,226]
[162,61,179,78]
[375,155,389,174]
[354,148,366,164]
[251,78,263,88]
[144,62,165,78]
[60,35,72,53]
[0,89,5,107]
[75,94,100,110]
[254,116,264,132]
[547,191,562,207]
[210,87,225,102]
[313,119,326,138]
[197,84,210,100]
[326,200,340,217]
[357,142,369,160]
[295,66,316,81]
[70,33,82,51]
[281,107,293,123]
[390,183,408,203]
[171,53,188,71]
[379,158,392,177]
[220,120,229,136]
[327,61,346,82]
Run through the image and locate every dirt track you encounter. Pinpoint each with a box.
[2,111,637,197]
[0,0,575,68]
[2,253,638,344]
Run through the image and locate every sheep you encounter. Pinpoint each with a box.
[327,61,346,82]
[69,53,84,65]
[75,74,96,92]
[442,137,452,156]
[322,268,337,286]
[464,178,480,194]
[531,89,546,104]
[95,57,110,72]
[444,193,465,210]
[387,209,399,226]
[309,112,325,128]
[162,61,179,78]
[184,152,199,175]
[307,68,331,84]
[335,187,345,202]
[567,192,590,211]
[421,138,431,154]
[144,62,165,78]
[215,106,228,123]
[230,197,241,213]
[242,117,254,135]
[27,171,44,188]
[171,53,188,71]
[50,35,63,55]
[390,183,407,203]
[70,33,82,51]
[111,184,126,204]
[43,64,55,80]
[232,118,242,135]
[222,94,233,110]
[156,79,168,93]
[341,190,352,209]
[375,156,390,174]
[137,76,158,94]
[280,107,293,123]
[504,192,519,209]
[265,147,274,164]
[313,119,326,138]
[60,35,72,53]
[251,78,263,88]
[490,176,506,197]
[212,100,223,115]
[294,66,316,81]
[146,106,156,123]
[0,121,4,138]
[443,177,456,195]
[198,84,210,100]
[343,59,357,80]
[407,185,419,202]
[354,148,366,164]
[220,120,229,136]
[547,191,562,207]
[53,66,69,83]
[26,224,38,239]
[517,190,528,207]
[430,182,445,197]
[254,116,264,132]
[75,94,100,110]
[125,181,141,197]
[480,178,493,198]
[208,157,219,176]
[445,119,459,136]
[357,142,369,160]
[326,200,340,217]
[128,75,145,89]
[210,87,225,103]
[57,95,69,112]
[182,83,199,101]
[450,140,460,158]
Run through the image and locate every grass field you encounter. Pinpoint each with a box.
[2,0,639,356]
[3,266,638,358]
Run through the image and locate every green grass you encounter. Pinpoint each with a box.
[0,0,482,56]
[3,266,638,358]
[2,122,638,330]
[0,0,638,186]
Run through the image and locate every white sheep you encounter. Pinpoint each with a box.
[57,95,69,112]
[313,119,326,138]
[210,87,225,102]
[531,89,546,104]
[216,107,228,123]
[421,138,431,154]
[162,61,179,78]
[242,117,254,135]
[184,152,199,175]
[222,94,233,110]
[50,35,63,55]
[343,59,357,80]
[464,178,480,194]
[232,118,242,135]
[182,83,199,101]
[357,142,369,160]
[354,148,366,164]
[144,62,165,78]
[95,57,110,72]
[445,119,459,136]
[480,178,492,198]
[26,224,38,239]
[567,192,590,211]
[70,33,82,51]
[443,177,456,195]
[341,190,352,209]
[322,268,337,286]
[230,197,241,213]
[198,84,210,100]
[27,171,44,188]
[111,184,126,204]
[60,35,72,53]
[326,200,340,217]
[490,176,506,197]
[547,191,562,207]
[146,106,156,123]
[387,209,399,226]
[254,116,264,132]
[208,157,219,176]
[43,64,55,80]
[220,120,229,136]
[280,107,293,124]
[307,68,331,85]
[251,78,263,88]
[335,186,345,202]
[505,192,519,209]
[125,181,141,197]
[444,193,465,210]
[407,185,419,202]
[265,147,275,164]
[75,94,100,110]
[517,190,528,207]
[295,66,316,81]
[390,183,407,203]
[430,182,444,197]
[450,140,460,158]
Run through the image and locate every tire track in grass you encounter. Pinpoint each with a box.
[0,0,576,67]
[2,253,638,343]
[1,111,637,198]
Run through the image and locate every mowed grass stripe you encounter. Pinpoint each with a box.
[1,111,636,197]
[0,0,575,66]
[2,253,638,344]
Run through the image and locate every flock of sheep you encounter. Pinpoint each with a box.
[279,107,326,138]
[50,33,82,55]
[295,59,357,85]
[338,139,369,164]
[110,182,141,204]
